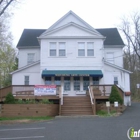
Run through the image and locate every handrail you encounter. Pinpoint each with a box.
[88,86,93,105]
[61,86,63,105]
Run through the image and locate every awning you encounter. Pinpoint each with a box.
[42,70,103,78]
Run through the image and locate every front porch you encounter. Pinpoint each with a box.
[0,85,124,116]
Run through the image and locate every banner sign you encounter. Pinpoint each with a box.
[34,85,56,96]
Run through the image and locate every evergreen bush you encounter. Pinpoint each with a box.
[109,85,123,105]
[4,92,15,104]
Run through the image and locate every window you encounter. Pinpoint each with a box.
[24,76,29,85]
[59,42,66,56]
[45,77,52,85]
[64,77,70,91]
[74,77,80,91]
[50,42,56,56]
[78,42,85,56]
[83,77,89,90]
[87,42,94,56]
[114,77,118,85]
[106,52,114,64]
[54,77,61,85]
[27,53,35,64]
[93,77,99,85]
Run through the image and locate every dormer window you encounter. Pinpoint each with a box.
[50,42,57,56]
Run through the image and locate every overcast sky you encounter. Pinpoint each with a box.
[10,0,140,47]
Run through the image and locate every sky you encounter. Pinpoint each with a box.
[10,0,140,47]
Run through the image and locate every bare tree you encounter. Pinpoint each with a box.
[119,12,140,95]
[0,0,16,17]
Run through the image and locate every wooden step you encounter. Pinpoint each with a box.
[60,96,93,116]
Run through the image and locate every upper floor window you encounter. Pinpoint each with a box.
[87,42,94,56]
[106,52,114,64]
[27,53,35,64]
[24,76,29,85]
[78,42,85,56]
[59,42,66,56]
[50,42,56,56]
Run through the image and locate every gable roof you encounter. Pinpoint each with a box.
[47,10,96,32]
[10,60,40,74]
[17,28,124,48]
[103,59,132,74]
[17,29,46,48]
[39,22,104,39]
[96,28,124,46]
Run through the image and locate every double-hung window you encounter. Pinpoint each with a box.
[87,42,94,56]
[106,52,114,64]
[27,53,35,64]
[78,42,85,56]
[114,77,118,85]
[50,42,56,56]
[24,76,29,85]
[59,42,66,56]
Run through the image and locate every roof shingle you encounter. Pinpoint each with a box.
[17,28,124,48]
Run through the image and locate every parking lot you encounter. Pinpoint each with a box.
[0,103,140,140]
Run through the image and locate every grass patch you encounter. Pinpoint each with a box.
[0,116,53,121]
[97,110,116,117]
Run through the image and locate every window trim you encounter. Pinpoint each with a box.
[49,42,67,57]
[87,42,94,56]
[59,42,66,56]
[27,53,35,64]
[106,52,114,64]
[50,42,57,57]
[24,75,29,85]
[78,42,85,57]
[114,76,118,85]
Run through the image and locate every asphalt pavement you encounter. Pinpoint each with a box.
[0,103,140,140]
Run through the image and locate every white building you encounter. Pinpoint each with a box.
[11,11,131,105]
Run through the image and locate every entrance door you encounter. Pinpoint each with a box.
[74,77,80,91]
[64,77,70,91]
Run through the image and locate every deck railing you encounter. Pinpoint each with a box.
[90,85,113,97]
[0,85,62,101]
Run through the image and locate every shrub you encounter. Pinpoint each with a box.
[4,93,15,104]
[109,85,123,105]
[41,99,53,104]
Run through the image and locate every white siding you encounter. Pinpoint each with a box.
[18,48,40,68]
[51,13,90,30]
[40,38,104,71]
[12,64,41,85]
[48,25,97,37]
[104,48,123,67]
